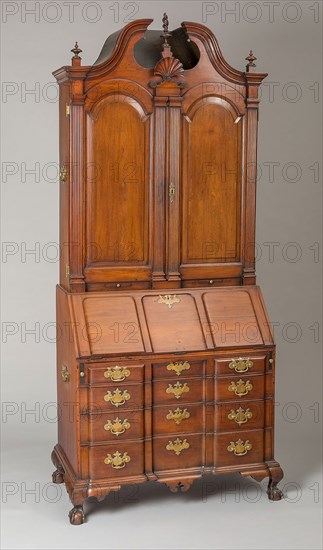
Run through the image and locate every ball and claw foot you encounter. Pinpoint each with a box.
[52,469,64,484]
[69,505,85,525]
[267,480,284,501]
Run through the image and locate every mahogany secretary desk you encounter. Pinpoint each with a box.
[51,14,284,524]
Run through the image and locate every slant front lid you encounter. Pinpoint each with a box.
[68,286,273,357]
[142,293,207,352]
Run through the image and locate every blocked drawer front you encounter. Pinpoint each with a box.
[87,384,144,413]
[81,410,144,443]
[153,434,204,472]
[153,378,204,405]
[153,404,203,435]
[89,441,144,479]
[152,360,204,379]
[87,363,144,385]
[215,355,266,376]
[214,375,267,402]
[214,401,265,431]
[214,429,264,467]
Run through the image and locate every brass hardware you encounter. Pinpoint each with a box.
[166,361,190,376]
[166,407,190,425]
[169,182,175,203]
[104,388,131,407]
[104,365,130,382]
[59,165,68,183]
[166,438,190,456]
[209,280,214,284]
[61,365,69,383]
[157,294,180,309]
[104,451,131,469]
[65,263,70,278]
[228,379,253,397]
[80,371,85,378]
[166,381,190,399]
[104,417,130,436]
[116,283,121,288]
[227,439,252,456]
[66,104,70,116]
[269,358,274,364]
[228,407,253,426]
[229,357,253,373]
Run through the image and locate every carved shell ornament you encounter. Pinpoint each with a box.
[148,13,185,89]
[154,57,184,84]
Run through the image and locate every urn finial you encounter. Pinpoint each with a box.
[245,50,257,71]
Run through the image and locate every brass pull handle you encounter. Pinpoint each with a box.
[104,388,131,407]
[104,451,131,469]
[166,361,190,376]
[104,366,130,382]
[61,365,69,383]
[227,439,252,456]
[104,417,130,436]
[59,165,68,183]
[166,381,190,400]
[229,357,253,373]
[166,438,190,456]
[169,182,175,203]
[228,407,253,426]
[228,379,253,397]
[166,407,190,425]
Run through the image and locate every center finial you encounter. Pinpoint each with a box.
[161,12,171,45]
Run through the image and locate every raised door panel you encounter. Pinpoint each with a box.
[181,99,242,281]
[85,97,151,284]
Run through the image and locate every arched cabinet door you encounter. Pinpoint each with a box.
[180,97,243,284]
[85,94,152,289]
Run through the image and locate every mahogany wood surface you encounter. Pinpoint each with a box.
[52,16,283,524]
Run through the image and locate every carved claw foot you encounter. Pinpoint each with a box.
[166,480,193,493]
[69,505,85,525]
[52,468,64,484]
[267,461,284,501]
[267,480,284,501]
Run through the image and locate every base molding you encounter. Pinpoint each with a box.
[51,445,284,524]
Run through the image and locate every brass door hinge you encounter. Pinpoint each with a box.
[66,104,70,116]
[65,263,70,278]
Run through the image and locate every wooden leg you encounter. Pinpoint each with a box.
[69,505,85,525]
[240,461,284,501]
[51,449,64,484]
[267,462,284,501]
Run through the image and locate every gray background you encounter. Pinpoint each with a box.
[1,1,322,548]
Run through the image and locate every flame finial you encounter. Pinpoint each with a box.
[162,13,170,40]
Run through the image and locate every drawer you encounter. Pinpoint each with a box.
[87,363,144,385]
[153,404,203,435]
[181,278,241,288]
[214,401,264,431]
[152,360,204,379]
[215,355,266,376]
[89,441,144,479]
[81,410,144,443]
[214,429,264,467]
[86,282,151,292]
[87,384,144,413]
[153,434,203,472]
[153,378,203,405]
[215,375,266,402]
